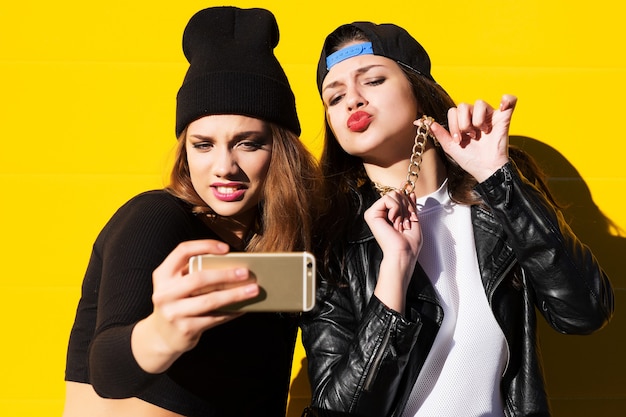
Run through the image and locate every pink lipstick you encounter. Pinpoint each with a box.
[211,183,246,202]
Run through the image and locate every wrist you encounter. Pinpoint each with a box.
[473,158,509,183]
[373,257,416,314]
[131,315,181,374]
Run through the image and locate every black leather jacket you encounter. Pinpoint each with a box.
[301,162,614,417]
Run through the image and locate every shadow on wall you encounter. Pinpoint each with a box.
[511,136,626,416]
[511,136,625,276]
[287,136,626,416]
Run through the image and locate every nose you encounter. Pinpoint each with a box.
[213,147,239,177]
[346,85,366,111]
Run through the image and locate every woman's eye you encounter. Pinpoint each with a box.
[327,94,344,107]
[192,142,212,151]
[238,140,266,151]
[366,77,384,86]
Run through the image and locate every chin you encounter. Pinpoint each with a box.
[213,202,258,219]
[211,205,244,217]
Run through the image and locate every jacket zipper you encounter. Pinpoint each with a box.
[363,318,393,392]
[503,164,513,209]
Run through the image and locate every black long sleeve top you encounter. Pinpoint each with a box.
[65,190,298,417]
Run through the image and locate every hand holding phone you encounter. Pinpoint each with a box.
[189,252,316,312]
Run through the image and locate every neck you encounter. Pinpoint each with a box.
[364,145,446,198]
[200,213,255,251]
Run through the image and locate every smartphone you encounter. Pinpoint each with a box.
[188,252,316,312]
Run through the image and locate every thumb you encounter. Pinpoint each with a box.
[499,94,518,112]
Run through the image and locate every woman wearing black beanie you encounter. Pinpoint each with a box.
[63,6,321,417]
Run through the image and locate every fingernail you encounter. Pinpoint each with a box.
[244,284,259,295]
[234,268,248,278]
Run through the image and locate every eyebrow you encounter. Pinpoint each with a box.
[322,64,385,94]
[188,130,268,142]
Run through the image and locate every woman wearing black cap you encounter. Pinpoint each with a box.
[300,22,613,417]
[62,6,321,417]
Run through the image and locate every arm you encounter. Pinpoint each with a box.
[365,191,421,313]
[432,94,613,333]
[87,193,259,398]
[301,189,424,416]
[87,193,188,397]
[130,239,256,374]
[301,278,421,417]
[476,161,614,333]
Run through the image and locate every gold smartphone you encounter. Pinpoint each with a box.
[188,252,316,312]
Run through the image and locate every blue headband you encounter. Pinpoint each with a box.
[326,42,374,70]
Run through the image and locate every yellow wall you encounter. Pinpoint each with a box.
[1,1,624,416]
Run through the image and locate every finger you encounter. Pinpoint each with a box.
[472,100,493,134]
[455,102,478,139]
[185,281,260,316]
[157,302,246,340]
[500,94,518,112]
[388,191,413,230]
[155,239,230,279]
[425,119,454,149]
[447,107,476,144]
[407,193,419,224]
[366,195,392,218]
[446,107,461,143]
[382,195,405,231]
[156,277,259,321]
[401,209,416,231]
[399,193,418,230]
[153,266,252,305]
[188,268,257,297]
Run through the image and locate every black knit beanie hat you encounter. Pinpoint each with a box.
[317,21,435,94]
[176,6,300,137]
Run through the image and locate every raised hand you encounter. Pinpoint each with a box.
[364,190,422,313]
[364,190,421,257]
[131,239,259,373]
[427,94,517,182]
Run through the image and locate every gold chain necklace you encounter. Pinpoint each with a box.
[372,115,437,196]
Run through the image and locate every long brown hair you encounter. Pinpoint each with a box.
[316,25,558,278]
[167,122,322,253]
